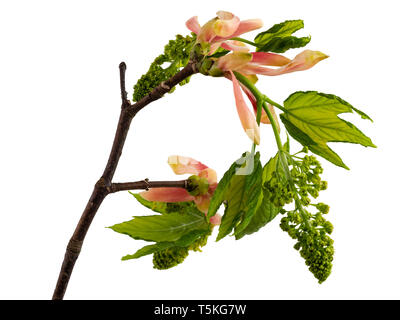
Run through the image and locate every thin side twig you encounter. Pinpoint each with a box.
[109,179,188,193]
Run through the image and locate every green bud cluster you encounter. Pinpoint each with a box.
[265,171,295,207]
[187,175,209,196]
[290,155,327,206]
[316,202,330,214]
[153,247,189,270]
[265,155,327,208]
[280,209,334,283]
[153,228,212,270]
[188,231,211,252]
[133,34,196,102]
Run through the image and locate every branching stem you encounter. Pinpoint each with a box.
[52,61,199,300]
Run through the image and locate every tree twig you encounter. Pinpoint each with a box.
[52,60,198,300]
[109,179,188,193]
[119,62,129,104]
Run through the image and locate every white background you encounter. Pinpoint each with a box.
[0,0,398,300]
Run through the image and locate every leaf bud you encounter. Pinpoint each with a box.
[187,175,209,196]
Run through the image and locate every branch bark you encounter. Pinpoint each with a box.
[52,61,198,300]
[109,179,188,193]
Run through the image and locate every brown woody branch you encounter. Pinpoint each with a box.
[109,179,188,193]
[52,60,198,300]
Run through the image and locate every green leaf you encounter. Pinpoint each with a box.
[130,192,200,215]
[109,207,209,243]
[235,154,281,239]
[257,36,311,53]
[121,229,209,260]
[235,192,280,239]
[255,20,304,43]
[280,91,376,169]
[122,242,173,260]
[254,20,310,53]
[232,155,263,237]
[207,157,242,219]
[217,152,263,241]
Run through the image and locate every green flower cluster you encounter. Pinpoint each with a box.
[290,155,327,206]
[152,229,212,270]
[265,154,327,208]
[132,34,196,102]
[153,247,189,270]
[265,171,295,207]
[280,208,334,283]
[264,150,334,283]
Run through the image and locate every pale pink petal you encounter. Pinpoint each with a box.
[236,64,280,76]
[198,18,218,43]
[194,195,211,213]
[260,111,270,124]
[209,42,223,55]
[239,83,257,110]
[209,213,222,226]
[238,84,281,128]
[213,19,263,42]
[186,16,201,35]
[217,52,252,72]
[198,168,218,184]
[208,182,218,194]
[263,104,281,132]
[216,11,235,20]
[232,19,263,37]
[229,71,260,145]
[251,52,291,66]
[239,84,269,124]
[140,188,195,202]
[213,11,240,38]
[280,50,329,73]
[168,155,208,175]
[240,50,328,76]
[221,40,250,52]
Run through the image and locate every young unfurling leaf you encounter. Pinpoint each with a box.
[254,20,311,53]
[280,91,376,169]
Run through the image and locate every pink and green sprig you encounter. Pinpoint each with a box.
[108,11,375,284]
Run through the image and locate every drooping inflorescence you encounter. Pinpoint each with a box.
[280,207,334,283]
[267,151,334,283]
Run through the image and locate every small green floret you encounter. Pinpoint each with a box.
[187,175,209,196]
[153,247,189,270]
[152,228,213,270]
[280,208,334,283]
[133,34,196,102]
